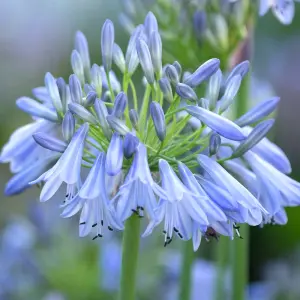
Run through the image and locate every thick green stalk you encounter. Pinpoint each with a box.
[119,216,141,300]
[231,225,249,300]
[214,238,229,300]
[179,241,194,300]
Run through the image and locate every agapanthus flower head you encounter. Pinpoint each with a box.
[1,12,299,250]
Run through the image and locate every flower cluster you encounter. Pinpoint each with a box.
[1,12,300,251]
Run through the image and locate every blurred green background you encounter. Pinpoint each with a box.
[1,0,300,299]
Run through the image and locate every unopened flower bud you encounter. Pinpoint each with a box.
[113,43,126,73]
[101,19,115,72]
[71,50,85,84]
[159,78,173,103]
[112,92,127,118]
[45,72,63,113]
[69,74,83,105]
[184,59,220,88]
[68,103,97,124]
[150,102,166,141]
[33,132,67,153]
[136,39,155,84]
[123,133,139,159]
[62,111,75,142]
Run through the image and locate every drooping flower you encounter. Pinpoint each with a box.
[61,152,123,239]
[112,143,166,222]
[30,123,89,202]
[144,159,228,250]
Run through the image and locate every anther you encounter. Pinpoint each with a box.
[173,227,179,233]
[101,220,104,226]
[80,222,86,225]
[108,226,113,231]
[178,232,183,239]
[92,223,97,227]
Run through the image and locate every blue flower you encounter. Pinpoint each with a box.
[112,143,166,222]
[197,154,268,226]
[244,151,300,224]
[144,159,228,250]
[0,120,58,174]
[30,123,89,202]
[242,126,291,174]
[61,152,123,239]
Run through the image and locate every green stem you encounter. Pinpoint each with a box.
[214,238,229,300]
[179,241,194,300]
[139,84,152,139]
[119,216,141,300]
[231,225,249,300]
[129,79,138,111]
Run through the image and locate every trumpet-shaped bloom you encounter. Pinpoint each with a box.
[30,123,89,202]
[112,143,166,222]
[61,152,123,238]
[242,126,291,174]
[244,151,300,223]
[144,160,227,250]
[197,154,267,225]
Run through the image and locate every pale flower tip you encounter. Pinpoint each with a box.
[71,50,84,83]
[101,19,115,72]
[144,11,158,38]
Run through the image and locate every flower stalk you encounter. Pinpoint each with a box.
[179,241,194,300]
[119,216,141,300]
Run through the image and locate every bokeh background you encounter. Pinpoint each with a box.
[1,1,300,299]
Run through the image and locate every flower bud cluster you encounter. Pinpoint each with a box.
[1,12,299,250]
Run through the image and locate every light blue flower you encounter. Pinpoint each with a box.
[112,143,166,222]
[197,154,267,226]
[242,126,291,174]
[61,152,123,239]
[30,123,89,202]
[144,159,228,250]
[0,120,58,174]
[244,150,300,224]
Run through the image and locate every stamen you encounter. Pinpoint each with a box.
[80,222,86,225]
